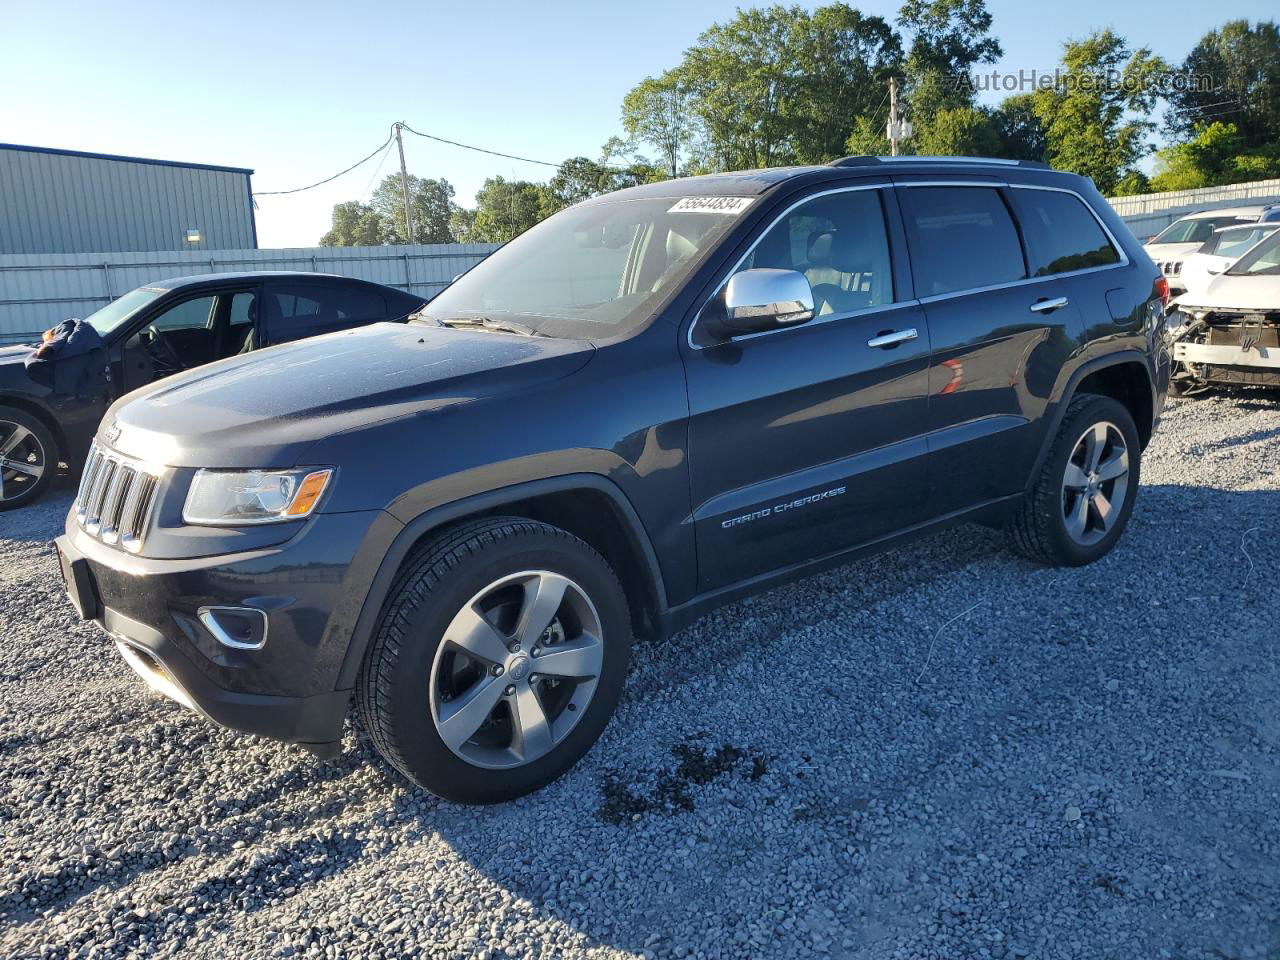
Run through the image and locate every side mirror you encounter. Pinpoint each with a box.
[718,268,816,337]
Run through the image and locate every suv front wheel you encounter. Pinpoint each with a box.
[356,517,632,803]
[1009,393,1141,566]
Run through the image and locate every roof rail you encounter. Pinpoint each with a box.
[829,155,1050,170]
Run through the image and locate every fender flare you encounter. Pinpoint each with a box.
[334,473,667,690]
[1024,349,1157,490]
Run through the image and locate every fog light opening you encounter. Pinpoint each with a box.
[197,606,269,651]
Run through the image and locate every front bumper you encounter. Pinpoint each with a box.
[55,507,401,755]
[1173,341,1280,370]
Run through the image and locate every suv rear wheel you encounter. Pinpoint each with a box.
[1009,393,1141,566]
[356,517,632,803]
[0,406,58,511]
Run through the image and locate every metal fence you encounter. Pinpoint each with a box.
[1108,178,1280,242]
[0,242,500,343]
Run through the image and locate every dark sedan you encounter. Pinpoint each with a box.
[0,271,425,509]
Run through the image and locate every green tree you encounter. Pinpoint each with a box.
[448,207,478,244]
[471,177,546,243]
[371,174,459,244]
[990,94,1047,161]
[1150,121,1280,191]
[622,71,696,177]
[541,157,620,216]
[897,0,1002,123]
[1031,31,1168,194]
[1168,20,1280,148]
[789,3,902,162]
[320,200,387,247]
[844,114,890,155]
[913,105,1001,156]
[676,3,902,169]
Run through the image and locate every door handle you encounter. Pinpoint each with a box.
[867,327,918,349]
[1030,296,1069,313]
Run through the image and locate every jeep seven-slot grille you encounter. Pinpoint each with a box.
[75,443,160,553]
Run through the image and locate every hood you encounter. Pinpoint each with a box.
[107,322,595,468]
[1144,242,1200,261]
[0,344,34,363]
[1175,272,1280,313]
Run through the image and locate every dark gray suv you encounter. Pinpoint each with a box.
[56,157,1170,803]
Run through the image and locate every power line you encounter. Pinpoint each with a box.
[253,130,394,196]
[254,119,642,201]
[398,122,561,168]
[1169,97,1246,115]
[357,138,395,201]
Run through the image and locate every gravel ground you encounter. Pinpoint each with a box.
[1,394,1278,960]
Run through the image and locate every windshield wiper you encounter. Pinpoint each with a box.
[428,315,540,337]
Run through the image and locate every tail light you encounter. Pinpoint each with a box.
[1154,276,1169,308]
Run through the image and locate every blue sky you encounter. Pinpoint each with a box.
[4,0,1275,248]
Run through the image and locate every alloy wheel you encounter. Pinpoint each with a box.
[0,420,46,503]
[429,570,604,770]
[1061,421,1130,547]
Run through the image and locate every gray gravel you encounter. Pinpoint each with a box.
[2,394,1278,960]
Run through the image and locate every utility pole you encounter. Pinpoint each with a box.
[394,122,415,243]
[887,76,900,157]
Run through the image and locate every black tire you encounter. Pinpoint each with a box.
[356,517,632,804]
[1009,393,1141,566]
[0,406,59,511]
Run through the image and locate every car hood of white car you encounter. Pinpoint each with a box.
[1174,271,1280,312]
[1144,242,1201,262]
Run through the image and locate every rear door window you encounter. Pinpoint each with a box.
[1010,188,1120,276]
[897,187,1027,297]
[264,285,329,344]
[264,284,389,344]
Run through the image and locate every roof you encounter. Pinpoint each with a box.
[147,271,365,290]
[1182,205,1276,219]
[598,156,1080,203]
[0,142,253,176]
[1213,221,1280,232]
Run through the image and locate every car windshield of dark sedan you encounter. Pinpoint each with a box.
[417,197,751,339]
[82,286,166,337]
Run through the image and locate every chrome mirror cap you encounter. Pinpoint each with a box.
[723,268,816,334]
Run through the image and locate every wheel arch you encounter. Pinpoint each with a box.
[334,474,668,691]
[1025,352,1156,492]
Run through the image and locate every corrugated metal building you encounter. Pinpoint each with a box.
[0,143,256,255]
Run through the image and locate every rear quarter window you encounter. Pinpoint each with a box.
[1010,188,1121,276]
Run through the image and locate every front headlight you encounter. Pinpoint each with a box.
[183,468,333,525]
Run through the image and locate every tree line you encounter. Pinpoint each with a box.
[322,3,1280,247]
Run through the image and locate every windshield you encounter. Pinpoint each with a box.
[1205,225,1279,257]
[1227,230,1280,276]
[83,286,165,337]
[1152,216,1254,245]
[417,197,749,339]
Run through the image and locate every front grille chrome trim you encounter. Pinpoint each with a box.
[75,444,163,553]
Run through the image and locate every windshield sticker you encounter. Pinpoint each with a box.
[669,196,754,215]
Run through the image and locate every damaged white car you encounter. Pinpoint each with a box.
[1167,229,1280,398]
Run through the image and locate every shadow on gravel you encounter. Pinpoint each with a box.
[426,484,1280,959]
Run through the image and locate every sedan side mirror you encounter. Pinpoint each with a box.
[718,268,816,337]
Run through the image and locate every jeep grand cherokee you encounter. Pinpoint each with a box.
[56,157,1170,804]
